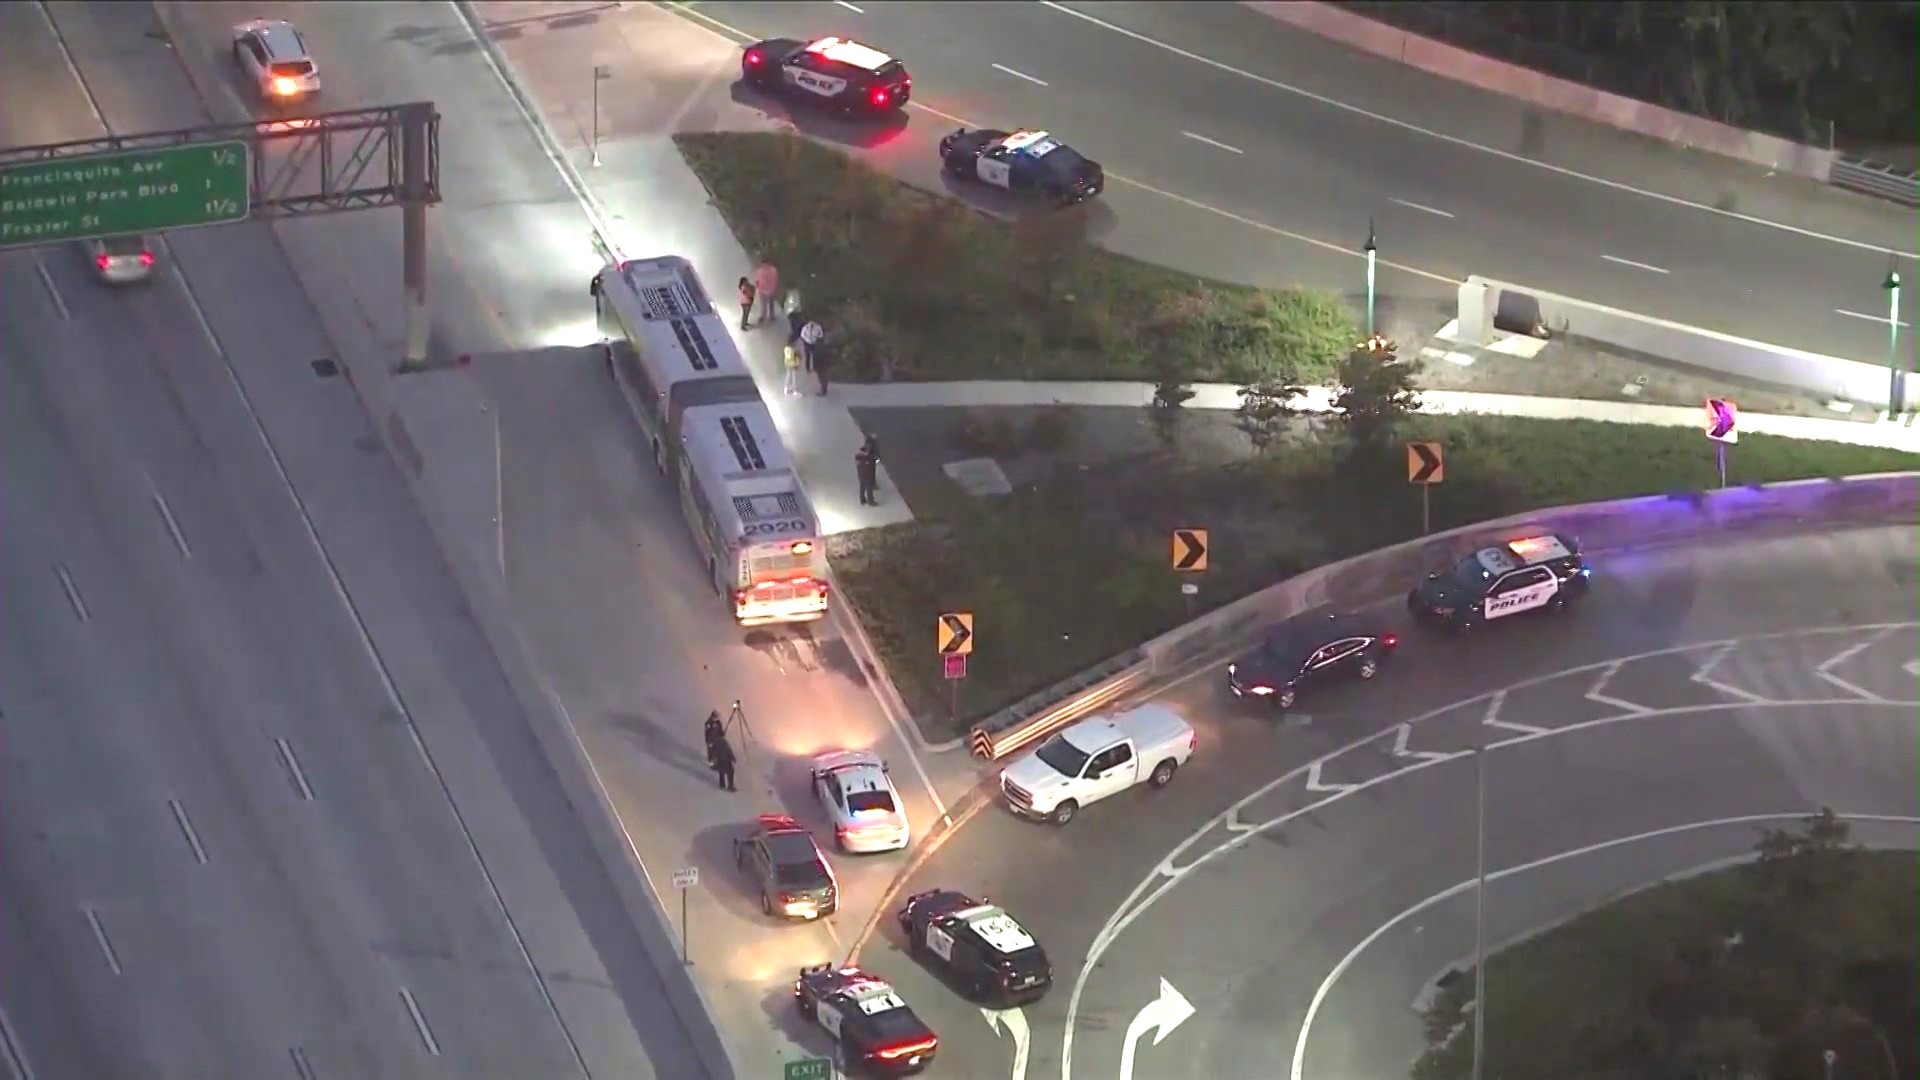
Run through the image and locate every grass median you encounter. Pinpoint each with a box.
[1413,811,1918,1080]
[674,132,1357,383]
[829,413,1917,740]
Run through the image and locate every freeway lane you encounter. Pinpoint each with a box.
[136,0,981,1072]
[5,2,724,1075]
[692,1,1917,365]
[864,521,1918,1079]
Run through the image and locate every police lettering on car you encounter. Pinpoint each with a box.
[897,889,1053,1005]
[741,35,912,113]
[1408,534,1591,634]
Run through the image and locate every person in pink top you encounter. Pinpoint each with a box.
[752,257,779,326]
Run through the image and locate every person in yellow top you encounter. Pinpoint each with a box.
[782,342,802,397]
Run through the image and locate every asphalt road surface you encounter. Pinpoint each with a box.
[865,522,1919,1080]
[131,0,982,1074]
[690,0,1918,364]
[0,2,719,1077]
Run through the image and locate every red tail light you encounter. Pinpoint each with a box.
[876,1036,938,1060]
[1187,732,1197,752]
[95,255,111,270]
[138,251,155,267]
[1382,632,1399,648]
[745,49,763,65]
[870,87,889,105]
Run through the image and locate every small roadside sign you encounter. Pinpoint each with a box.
[1704,398,1738,443]
[943,653,967,680]
[938,612,974,655]
[1171,529,1208,572]
[671,867,699,889]
[784,1059,833,1080]
[1406,441,1444,484]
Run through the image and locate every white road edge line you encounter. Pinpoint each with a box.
[398,989,442,1056]
[1691,643,1770,703]
[1815,629,1894,702]
[167,798,209,865]
[34,262,71,321]
[1584,661,1651,715]
[1060,621,1916,1080]
[275,736,317,801]
[288,1046,318,1080]
[1290,810,1920,1080]
[991,62,1049,87]
[1834,308,1912,328]
[52,564,88,623]
[1037,0,1918,262]
[82,906,122,976]
[834,0,865,12]
[1387,196,1454,219]
[1600,254,1671,275]
[1303,761,1352,793]
[1181,131,1243,155]
[0,1004,36,1080]
[151,490,192,560]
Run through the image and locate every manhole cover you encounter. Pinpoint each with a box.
[310,358,340,378]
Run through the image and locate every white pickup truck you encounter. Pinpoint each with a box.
[998,705,1196,825]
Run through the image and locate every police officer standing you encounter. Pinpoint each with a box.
[705,711,737,792]
[854,434,880,506]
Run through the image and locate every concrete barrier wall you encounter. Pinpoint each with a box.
[1457,275,1907,411]
[1242,1,1836,183]
[971,472,1919,758]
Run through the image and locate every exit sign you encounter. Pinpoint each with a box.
[0,141,250,249]
[783,1058,832,1080]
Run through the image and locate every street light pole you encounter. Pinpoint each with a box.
[1471,726,1489,1080]
[592,64,612,168]
[1885,267,1903,416]
[1364,218,1378,338]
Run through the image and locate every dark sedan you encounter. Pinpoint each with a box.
[1226,609,1397,712]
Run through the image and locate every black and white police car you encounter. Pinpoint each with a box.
[794,964,939,1076]
[741,35,911,113]
[1407,534,1590,633]
[939,128,1105,204]
[897,889,1052,1005]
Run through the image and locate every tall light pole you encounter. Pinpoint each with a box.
[1364,218,1378,337]
[591,64,612,167]
[1471,726,1489,1080]
[1885,266,1903,416]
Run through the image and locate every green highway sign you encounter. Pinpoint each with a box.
[783,1058,832,1080]
[0,141,249,249]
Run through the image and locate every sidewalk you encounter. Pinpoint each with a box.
[458,0,910,536]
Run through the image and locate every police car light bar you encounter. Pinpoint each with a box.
[1506,536,1570,560]
[807,36,894,71]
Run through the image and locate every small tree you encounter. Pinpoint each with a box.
[1331,335,1421,451]
[1236,376,1305,456]
[1148,357,1195,457]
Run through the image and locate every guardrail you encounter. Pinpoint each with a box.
[966,472,1920,760]
[1830,155,1920,207]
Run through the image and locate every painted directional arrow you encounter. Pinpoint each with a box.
[1704,397,1738,443]
[938,611,974,655]
[1118,978,1196,1080]
[980,1007,1030,1080]
[1405,440,1444,484]
[1172,528,1208,572]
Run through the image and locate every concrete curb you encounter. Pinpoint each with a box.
[1240,0,1836,183]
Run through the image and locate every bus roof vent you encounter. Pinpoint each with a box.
[734,492,805,521]
[634,280,698,321]
[720,414,767,471]
[670,318,718,371]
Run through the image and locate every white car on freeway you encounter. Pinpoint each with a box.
[999,705,1195,825]
[811,750,910,853]
[231,18,321,104]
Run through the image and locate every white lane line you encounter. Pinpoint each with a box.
[34,262,71,321]
[398,989,441,1056]
[1814,629,1892,702]
[1389,723,1450,762]
[1290,810,1920,1080]
[1303,761,1352,794]
[834,0,865,11]
[991,62,1048,87]
[1036,1,1918,262]
[1388,196,1454,219]
[1601,253,1671,275]
[0,1004,37,1080]
[151,490,192,560]
[275,737,316,802]
[1181,131,1243,155]
[1584,661,1651,715]
[1834,308,1912,328]
[82,906,122,976]
[52,564,89,623]
[167,799,209,865]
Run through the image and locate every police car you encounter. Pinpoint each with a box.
[1227,609,1398,713]
[1407,534,1590,633]
[939,128,1105,204]
[741,36,911,113]
[794,964,939,1076]
[897,890,1052,1005]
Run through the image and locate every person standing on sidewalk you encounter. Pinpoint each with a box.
[813,337,833,396]
[854,436,879,506]
[782,342,803,397]
[736,277,756,332]
[753,257,779,326]
[798,318,824,372]
[783,286,805,342]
